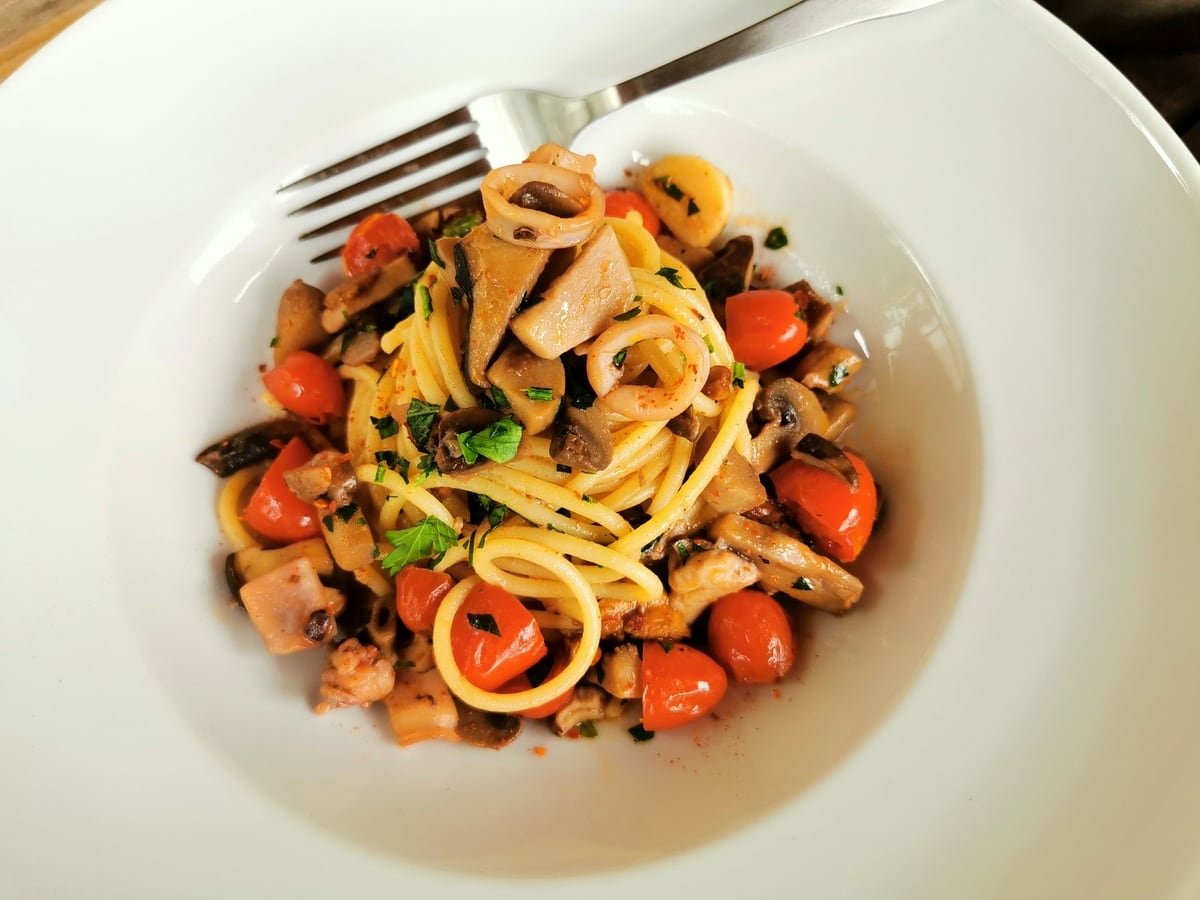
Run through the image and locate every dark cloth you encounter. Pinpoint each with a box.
[1039,0,1200,158]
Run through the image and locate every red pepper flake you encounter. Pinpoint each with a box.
[532,745,547,757]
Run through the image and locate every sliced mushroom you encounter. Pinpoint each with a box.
[314,637,396,714]
[816,389,857,442]
[432,407,504,473]
[701,365,733,402]
[655,233,715,271]
[195,418,327,477]
[283,450,357,507]
[330,327,382,367]
[454,702,523,749]
[383,668,461,747]
[274,280,327,364]
[486,341,565,436]
[696,235,754,303]
[700,446,768,514]
[238,557,346,654]
[666,406,701,441]
[321,254,418,333]
[791,433,859,489]
[786,280,836,343]
[708,513,863,614]
[598,643,643,699]
[667,548,760,624]
[451,224,552,387]
[746,377,830,474]
[793,341,863,394]
[510,224,636,360]
[551,684,609,737]
[549,403,613,473]
[225,537,334,595]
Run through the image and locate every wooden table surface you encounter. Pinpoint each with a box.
[0,0,102,82]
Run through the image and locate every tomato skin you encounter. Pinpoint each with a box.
[640,641,728,731]
[341,212,419,276]
[769,451,878,563]
[242,437,323,543]
[605,189,662,236]
[394,566,454,633]
[499,654,573,719]
[707,590,796,684]
[450,583,547,691]
[724,289,809,371]
[262,351,346,424]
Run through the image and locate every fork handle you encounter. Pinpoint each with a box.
[609,0,943,103]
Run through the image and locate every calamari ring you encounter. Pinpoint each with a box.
[481,162,604,249]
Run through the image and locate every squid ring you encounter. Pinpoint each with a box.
[481,162,604,249]
[586,314,711,421]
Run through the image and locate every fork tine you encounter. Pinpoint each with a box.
[277,107,474,193]
[299,156,492,243]
[286,132,484,217]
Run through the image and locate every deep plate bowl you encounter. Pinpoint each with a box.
[1,0,1198,896]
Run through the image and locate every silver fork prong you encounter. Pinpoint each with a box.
[277,107,474,193]
[298,156,492,243]
[286,132,484,217]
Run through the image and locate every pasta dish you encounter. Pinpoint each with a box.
[196,144,880,748]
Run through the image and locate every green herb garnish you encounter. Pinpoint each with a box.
[765,226,789,250]
[269,335,279,348]
[576,720,599,739]
[456,416,524,465]
[370,414,400,439]
[674,541,691,565]
[374,464,387,483]
[628,724,655,743]
[466,612,501,636]
[829,362,850,388]
[381,516,459,574]
[321,515,335,532]
[556,464,571,474]
[732,361,746,389]
[612,347,628,367]
[442,210,483,238]
[835,284,844,296]
[428,238,445,268]
[793,576,814,591]
[614,306,642,321]
[656,267,691,289]
[703,334,716,353]
[490,385,511,409]
[659,639,675,652]
[334,503,359,524]
[686,198,700,216]
[406,398,440,448]
[524,386,555,402]
[653,176,684,201]
[418,283,433,321]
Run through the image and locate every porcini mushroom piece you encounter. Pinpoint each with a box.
[551,685,609,737]
[239,557,346,654]
[787,280,835,343]
[274,280,327,364]
[549,404,613,473]
[486,342,565,436]
[815,390,857,442]
[793,341,863,394]
[700,446,768,515]
[746,378,830,474]
[195,418,329,477]
[321,255,418,333]
[790,433,860,489]
[696,235,755,303]
[454,703,523,749]
[708,514,863,614]
[667,548,760,625]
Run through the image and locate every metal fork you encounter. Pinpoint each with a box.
[282,0,945,264]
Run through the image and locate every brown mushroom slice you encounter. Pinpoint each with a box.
[550,684,609,737]
[667,548,759,625]
[274,280,328,364]
[486,342,565,436]
[598,643,643,699]
[708,514,863,614]
[510,224,636,359]
[794,341,863,394]
[746,378,830,474]
[195,418,327,477]
[508,180,585,218]
[655,233,716,272]
[314,638,396,714]
[321,254,418,333]
[549,404,613,473]
[666,406,701,441]
[786,280,835,343]
[701,365,733,402]
[226,537,334,593]
[384,668,461,747]
[791,433,860,489]
[238,557,346,654]
[283,450,357,507]
[451,224,552,387]
[816,390,857,442]
[431,407,504,473]
[334,328,382,367]
[454,702,523,749]
[700,446,768,514]
[696,235,755,303]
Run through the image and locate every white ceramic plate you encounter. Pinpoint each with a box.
[2,0,1198,896]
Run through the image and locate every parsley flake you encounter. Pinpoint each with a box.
[628,724,655,743]
[442,210,483,238]
[321,515,335,532]
[428,238,445,268]
[829,362,850,388]
[269,335,279,348]
[456,416,524,465]
[466,612,501,636]
[655,267,691,290]
[835,284,844,296]
[524,386,555,402]
[381,517,459,574]
[576,720,599,739]
[490,385,511,409]
[793,576,815,591]
[653,175,684,201]
[334,503,359,523]
[406,398,440,448]
[613,347,628,367]
[765,226,789,250]
[686,198,700,216]
[732,361,746,389]
[370,414,400,439]
[418,283,433,321]
[614,306,642,322]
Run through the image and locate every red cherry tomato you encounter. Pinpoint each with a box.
[769,451,878,563]
[707,590,796,684]
[724,289,809,371]
[605,189,661,236]
[450,582,547,691]
[242,437,323,544]
[499,653,573,719]
[640,641,728,731]
[262,351,346,424]
[394,566,454,633]
[341,212,420,277]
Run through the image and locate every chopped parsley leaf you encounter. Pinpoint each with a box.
[659,639,675,652]
[556,464,571,474]
[418,283,433,321]
[393,659,416,670]
[829,361,850,388]
[466,612,501,636]
[674,540,691,564]
[614,306,642,321]
[653,175,684,201]
[765,226,789,250]
[793,576,815,591]
[490,385,511,409]
[655,267,691,289]
[334,503,359,524]
[406,398,440,448]
[269,335,279,348]
[442,210,482,238]
[428,238,445,268]
[686,198,700,216]
[835,284,844,296]
[374,463,387,483]
[381,516,459,574]
[628,724,655,743]
[732,361,746,389]
[703,333,716,354]
[576,720,599,739]
[524,386,555,402]
[456,416,524,465]
[321,515,335,532]
[640,533,662,554]
[612,347,628,367]
[370,414,400,439]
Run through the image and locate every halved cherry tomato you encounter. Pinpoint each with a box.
[242,437,322,544]
[640,641,727,731]
[450,582,547,691]
[707,589,796,684]
[605,189,661,237]
[499,653,573,719]
[724,289,808,371]
[769,451,877,563]
[341,212,420,277]
[395,566,454,633]
[262,351,345,424]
